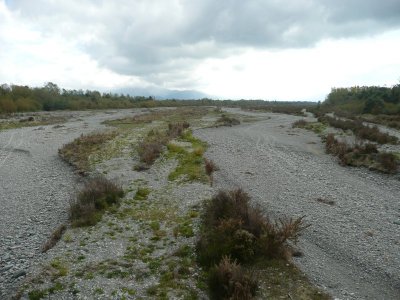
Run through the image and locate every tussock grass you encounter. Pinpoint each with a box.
[69,177,124,227]
[59,131,117,175]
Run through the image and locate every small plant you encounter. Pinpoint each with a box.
[208,256,258,300]
[69,177,124,227]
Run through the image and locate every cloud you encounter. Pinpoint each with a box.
[2,0,400,99]
[7,1,400,75]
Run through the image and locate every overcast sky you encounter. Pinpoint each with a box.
[1,0,400,101]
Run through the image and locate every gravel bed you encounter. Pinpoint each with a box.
[0,109,144,298]
[194,108,400,300]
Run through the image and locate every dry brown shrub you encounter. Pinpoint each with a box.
[208,256,258,300]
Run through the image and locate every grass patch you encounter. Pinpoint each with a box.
[69,176,124,227]
[59,131,118,175]
[168,130,208,183]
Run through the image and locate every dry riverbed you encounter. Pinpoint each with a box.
[1,107,398,299]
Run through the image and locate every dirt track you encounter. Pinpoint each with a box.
[195,109,400,299]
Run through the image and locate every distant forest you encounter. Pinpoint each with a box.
[0,82,313,114]
[323,85,400,115]
[1,82,399,115]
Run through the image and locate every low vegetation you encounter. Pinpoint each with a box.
[215,114,241,127]
[319,115,398,144]
[69,177,124,227]
[59,131,118,174]
[137,122,190,166]
[325,134,399,173]
[197,188,309,299]
[168,130,209,183]
[0,114,67,131]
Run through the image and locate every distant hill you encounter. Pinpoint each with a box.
[114,86,209,100]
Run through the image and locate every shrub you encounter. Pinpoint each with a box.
[324,134,398,173]
[208,256,258,300]
[69,177,124,227]
[377,153,398,173]
[137,139,164,165]
[320,116,398,145]
[292,119,308,128]
[197,189,307,266]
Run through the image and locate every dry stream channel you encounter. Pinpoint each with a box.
[0,108,399,299]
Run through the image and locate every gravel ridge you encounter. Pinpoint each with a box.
[194,109,400,300]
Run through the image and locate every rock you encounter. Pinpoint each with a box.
[12,270,26,279]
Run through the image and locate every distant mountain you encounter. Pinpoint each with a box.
[114,86,209,100]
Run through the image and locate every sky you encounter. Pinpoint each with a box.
[1,0,400,101]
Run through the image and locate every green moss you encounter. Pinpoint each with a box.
[135,187,151,200]
[28,290,47,300]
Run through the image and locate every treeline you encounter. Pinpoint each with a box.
[322,85,400,115]
[0,82,317,114]
[0,82,159,113]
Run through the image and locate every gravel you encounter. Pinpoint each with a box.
[194,108,400,300]
[0,109,144,298]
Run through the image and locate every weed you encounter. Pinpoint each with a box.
[69,176,124,227]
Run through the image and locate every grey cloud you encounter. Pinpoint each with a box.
[9,0,400,85]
